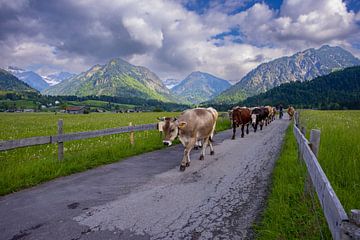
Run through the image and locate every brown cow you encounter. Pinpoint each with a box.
[158,107,218,171]
[272,107,277,121]
[231,107,251,139]
[287,106,295,120]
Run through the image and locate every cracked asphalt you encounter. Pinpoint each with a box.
[0,117,289,240]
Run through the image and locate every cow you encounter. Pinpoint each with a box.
[251,107,269,132]
[265,106,274,124]
[287,106,295,120]
[272,107,277,121]
[231,107,251,139]
[158,107,218,171]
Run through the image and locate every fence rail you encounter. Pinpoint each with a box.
[293,112,360,240]
[0,120,158,160]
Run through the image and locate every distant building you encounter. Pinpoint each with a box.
[23,109,35,112]
[65,106,85,114]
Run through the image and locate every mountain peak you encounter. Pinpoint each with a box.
[212,45,360,104]
[172,71,231,104]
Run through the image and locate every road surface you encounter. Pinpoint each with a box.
[0,118,290,240]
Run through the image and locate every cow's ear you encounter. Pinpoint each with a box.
[157,121,165,132]
[178,121,187,129]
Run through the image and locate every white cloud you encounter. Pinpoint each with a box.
[0,0,359,83]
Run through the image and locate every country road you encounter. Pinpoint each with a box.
[0,117,290,240]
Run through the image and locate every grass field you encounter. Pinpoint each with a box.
[0,112,230,196]
[256,110,360,239]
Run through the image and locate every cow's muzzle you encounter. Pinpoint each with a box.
[163,140,172,146]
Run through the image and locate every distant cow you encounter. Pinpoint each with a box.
[251,107,269,132]
[272,107,277,121]
[231,107,251,139]
[158,107,218,171]
[265,106,274,124]
[287,106,295,120]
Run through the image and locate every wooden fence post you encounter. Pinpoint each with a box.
[58,119,64,161]
[129,122,134,145]
[305,129,320,195]
[298,126,306,163]
[295,111,300,127]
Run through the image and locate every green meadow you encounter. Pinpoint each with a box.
[0,112,230,196]
[256,110,360,239]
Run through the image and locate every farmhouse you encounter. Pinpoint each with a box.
[65,106,85,114]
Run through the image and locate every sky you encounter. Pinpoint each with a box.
[0,0,359,83]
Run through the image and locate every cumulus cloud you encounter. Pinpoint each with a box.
[230,0,360,51]
[0,0,359,81]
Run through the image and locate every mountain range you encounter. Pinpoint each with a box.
[242,66,360,109]
[7,66,49,91]
[163,78,181,89]
[43,58,174,102]
[44,72,76,86]
[172,71,231,104]
[7,66,74,91]
[2,45,360,108]
[0,68,37,92]
[213,45,360,104]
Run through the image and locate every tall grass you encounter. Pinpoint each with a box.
[255,125,331,239]
[256,110,360,239]
[0,112,230,195]
[300,110,360,213]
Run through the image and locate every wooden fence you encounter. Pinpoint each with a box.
[293,112,360,240]
[0,119,158,160]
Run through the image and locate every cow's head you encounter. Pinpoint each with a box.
[158,117,186,146]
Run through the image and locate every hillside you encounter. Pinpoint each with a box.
[0,68,37,92]
[43,58,174,102]
[7,66,49,91]
[172,71,231,104]
[213,45,360,104]
[242,66,360,109]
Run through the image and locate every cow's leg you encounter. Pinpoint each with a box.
[180,138,196,171]
[231,121,236,140]
[241,124,245,138]
[260,120,264,130]
[246,123,249,134]
[253,123,257,132]
[209,138,214,155]
[200,137,210,160]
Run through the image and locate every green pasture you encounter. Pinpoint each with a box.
[256,110,360,239]
[0,112,230,196]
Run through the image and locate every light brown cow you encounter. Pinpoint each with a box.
[265,106,274,124]
[158,107,218,171]
[287,106,295,120]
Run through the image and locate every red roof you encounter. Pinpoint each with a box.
[65,106,84,111]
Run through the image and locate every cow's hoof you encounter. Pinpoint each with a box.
[194,146,199,150]
[246,131,249,134]
[241,134,244,138]
[186,162,190,167]
[180,165,186,171]
[199,155,204,160]
[210,151,215,155]
[231,136,235,140]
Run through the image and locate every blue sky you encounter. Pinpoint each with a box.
[0,0,359,82]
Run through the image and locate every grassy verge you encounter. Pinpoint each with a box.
[257,110,360,239]
[300,110,360,213]
[0,112,230,196]
[255,124,331,239]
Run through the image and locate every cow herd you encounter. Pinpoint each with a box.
[158,106,295,171]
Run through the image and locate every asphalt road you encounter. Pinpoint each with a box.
[0,117,290,240]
